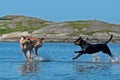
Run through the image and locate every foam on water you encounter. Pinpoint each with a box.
[92,54,99,62]
[33,56,44,61]
[26,52,45,62]
[31,54,44,61]
[110,57,119,63]
[91,53,120,63]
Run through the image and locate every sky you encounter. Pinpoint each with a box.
[0,0,120,24]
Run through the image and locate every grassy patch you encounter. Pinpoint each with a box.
[16,24,48,33]
[100,29,115,32]
[107,23,117,27]
[0,24,48,34]
[68,21,90,31]
[67,21,115,35]
[81,29,115,35]
[0,29,16,34]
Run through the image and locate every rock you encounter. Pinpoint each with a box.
[0,31,31,41]
[0,15,120,42]
[32,23,76,40]
[0,15,50,29]
[8,23,16,28]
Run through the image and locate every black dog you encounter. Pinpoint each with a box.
[72,35,114,60]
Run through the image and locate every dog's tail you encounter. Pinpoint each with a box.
[104,35,113,44]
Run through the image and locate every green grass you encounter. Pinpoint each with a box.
[107,23,117,27]
[81,29,115,35]
[0,24,48,34]
[67,21,115,35]
[68,21,90,31]
[0,20,116,35]
[0,29,16,34]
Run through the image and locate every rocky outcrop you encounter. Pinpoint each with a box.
[0,15,51,29]
[0,15,120,43]
[0,32,31,41]
[1,31,120,43]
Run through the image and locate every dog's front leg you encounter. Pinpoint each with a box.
[35,47,39,56]
[72,53,83,60]
[28,50,32,60]
[22,50,30,62]
[72,50,84,60]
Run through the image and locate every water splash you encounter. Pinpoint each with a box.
[33,56,44,61]
[92,53,99,62]
[110,57,119,63]
[30,54,44,61]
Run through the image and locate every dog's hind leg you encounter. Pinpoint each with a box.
[108,52,114,58]
[102,45,114,58]
[102,49,119,63]
[103,50,114,58]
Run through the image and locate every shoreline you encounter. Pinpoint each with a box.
[0,38,120,43]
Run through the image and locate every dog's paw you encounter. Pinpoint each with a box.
[72,57,76,60]
[74,51,78,53]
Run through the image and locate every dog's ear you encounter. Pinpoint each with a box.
[85,38,89,41]
[28,39,33,44]
[41,38,45,42]
[79,36,82,39]
[21,36,25,39]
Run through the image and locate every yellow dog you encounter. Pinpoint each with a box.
[20,36,45,62]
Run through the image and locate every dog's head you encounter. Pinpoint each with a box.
[20,36,32,49]
[74,37,83,45]
[20,36,31,44]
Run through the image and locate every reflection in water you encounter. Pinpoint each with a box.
[19,61,39,75]
[74,63,111,75]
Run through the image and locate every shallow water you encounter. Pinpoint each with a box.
[0,42,120,80]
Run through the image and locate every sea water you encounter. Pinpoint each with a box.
[0,42,120,80]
